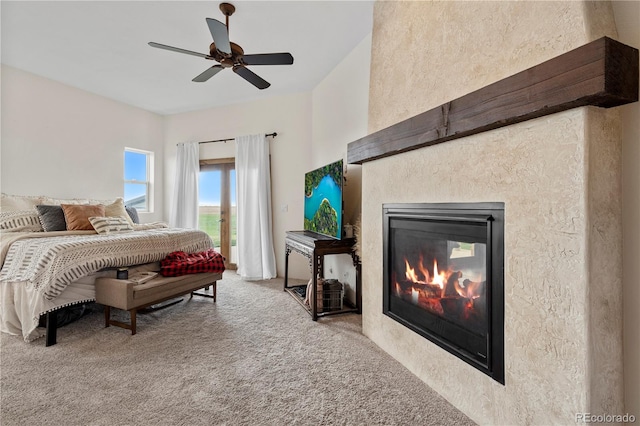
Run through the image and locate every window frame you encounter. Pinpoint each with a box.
[124,147,154,213]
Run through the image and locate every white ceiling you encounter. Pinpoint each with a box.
[1,0,374,115]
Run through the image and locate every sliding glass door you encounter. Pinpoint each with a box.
[199,158,237,269]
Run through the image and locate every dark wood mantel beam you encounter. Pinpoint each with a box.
[347,37,639,165]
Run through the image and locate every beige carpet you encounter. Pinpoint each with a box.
[0,272,475,426]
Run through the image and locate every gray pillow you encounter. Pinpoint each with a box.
[125,206,140,224]
[35,205,67,232]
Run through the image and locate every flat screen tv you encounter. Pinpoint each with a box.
[304,159,343,239]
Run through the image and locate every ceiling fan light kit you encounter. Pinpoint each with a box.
[149,2,294,90]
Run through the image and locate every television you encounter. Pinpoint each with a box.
[304,159,343,239]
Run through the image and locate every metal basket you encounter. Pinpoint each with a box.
[321,279,343,311]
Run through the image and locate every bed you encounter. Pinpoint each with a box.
[0,194,220,344]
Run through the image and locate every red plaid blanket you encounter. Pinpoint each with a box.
[160,249,226,277]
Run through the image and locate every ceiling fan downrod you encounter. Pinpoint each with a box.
[219,2,235,33]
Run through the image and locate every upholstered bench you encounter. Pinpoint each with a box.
[95,272,222,335]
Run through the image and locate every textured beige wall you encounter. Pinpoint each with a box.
[368,1,594,133]
[586,107,623,414]
[362,1,623,423]
[611,0,640,416]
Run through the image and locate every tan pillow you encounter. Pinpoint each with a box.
[61,204,105,231]
[104,198,134,226]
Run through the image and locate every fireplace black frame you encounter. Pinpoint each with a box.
[383,202,505,384]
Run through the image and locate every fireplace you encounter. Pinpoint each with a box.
[383,203,504,383]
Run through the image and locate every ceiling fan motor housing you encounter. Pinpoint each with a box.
[210,42,245,67]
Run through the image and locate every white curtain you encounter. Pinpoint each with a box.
[235,134,277,280]
[170,142,200,229]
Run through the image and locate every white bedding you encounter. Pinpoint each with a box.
[0,226,213,341]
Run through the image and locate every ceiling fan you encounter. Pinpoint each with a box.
[149,2,294,90]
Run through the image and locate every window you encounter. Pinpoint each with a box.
[124,148,153,212]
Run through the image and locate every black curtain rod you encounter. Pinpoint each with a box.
[197,132,277,145]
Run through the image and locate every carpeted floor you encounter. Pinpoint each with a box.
[0,272,475,426]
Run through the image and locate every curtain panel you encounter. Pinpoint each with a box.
[235,134,277,280]
[170,142,200,229]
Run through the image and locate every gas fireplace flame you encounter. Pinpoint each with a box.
[404,259,419,283]
[430,259,445,289]
[403,257,446,289]
[394,255,486,319]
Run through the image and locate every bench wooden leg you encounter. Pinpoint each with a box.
[104,306,111,328]
[130,309,137,335]
[191,282,217,302]
[103,305,137,335]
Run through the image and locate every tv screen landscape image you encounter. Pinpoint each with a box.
[304,159,343,239]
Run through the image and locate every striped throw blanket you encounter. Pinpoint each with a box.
[0,228,213,300]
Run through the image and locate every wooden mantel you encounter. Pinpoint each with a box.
[347,37,639,165]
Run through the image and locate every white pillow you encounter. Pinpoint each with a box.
[42,197,90,205]
[42,196,112,206]
[0,193,45,212]
[88,216,134,235]
[133,222,168,231]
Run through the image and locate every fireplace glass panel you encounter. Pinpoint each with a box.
[390,225,487,336]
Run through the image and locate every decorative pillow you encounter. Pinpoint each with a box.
[104,198,134,226]
[35,205,67,232]
[88,216,134,234]
[61,204,106,231]
[1,194,45,212]
[87,198,116,205]
[125,206,140,224]
[42,196,112,206]
[0,210,44,232]
[133,222,168,231]
[42,197,90,206]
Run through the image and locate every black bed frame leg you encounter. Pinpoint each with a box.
[45,311,58,347]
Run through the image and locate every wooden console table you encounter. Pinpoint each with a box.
[284,230,361,320]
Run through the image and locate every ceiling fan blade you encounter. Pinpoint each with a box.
[242,53,294,66]
[148,42,213,59]
[206,18,231,55]
[233,66,270,90]
[192,65,224,82]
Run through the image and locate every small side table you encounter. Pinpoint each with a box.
[283,230,361,320]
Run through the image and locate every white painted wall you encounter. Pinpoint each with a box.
[612,0,640,416]
[310,33,371,302]
[0,65,165,223]
[163,93,312,279]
